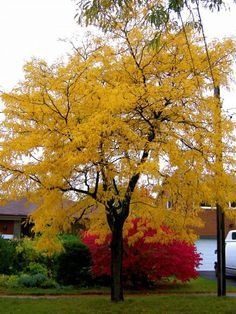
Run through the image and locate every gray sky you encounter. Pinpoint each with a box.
[0,0,78,91]
[0,0,236,112]
[199,4,236,114]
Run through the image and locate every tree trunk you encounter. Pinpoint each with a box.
[110,220,124,302]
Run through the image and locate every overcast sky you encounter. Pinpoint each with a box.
[0,0,236,112]
[0,0,78,91]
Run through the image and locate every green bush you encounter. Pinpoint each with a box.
[17,273,55,288]
[0,237,17,274]
[14,238,47,273]
[7,275,20,288]
[18,274,37,287]
[31,273,47,287]
[5,272,59,289]
[0,234,93,288]
[0,274,9,287]
[55,235,92,286]
[27,262,48,276]
[0,237,59,288]
[39,278,59,289]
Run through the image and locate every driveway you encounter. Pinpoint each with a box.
[200,271,236,287]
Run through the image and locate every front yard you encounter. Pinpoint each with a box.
[1,295,236,314]
[0,276,235,295]
[1,276,236,314]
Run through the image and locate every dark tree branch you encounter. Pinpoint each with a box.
[93,171,100,198]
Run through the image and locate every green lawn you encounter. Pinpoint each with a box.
[0,295,236,314]
[0,276,236,313]
[0,276,235,295]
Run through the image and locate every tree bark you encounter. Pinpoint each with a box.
[110,219,124,302]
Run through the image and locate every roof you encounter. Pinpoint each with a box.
[0,199,36,217]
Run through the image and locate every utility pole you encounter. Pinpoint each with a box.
[214,86,226,297]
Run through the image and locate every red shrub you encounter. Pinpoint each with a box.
[82,219,202,288]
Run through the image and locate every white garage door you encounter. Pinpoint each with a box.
[195,239,217,271]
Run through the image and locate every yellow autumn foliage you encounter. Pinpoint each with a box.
[0,20,235,251]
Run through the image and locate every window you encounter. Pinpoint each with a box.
[230,201,236,208]
[166,200,172,209]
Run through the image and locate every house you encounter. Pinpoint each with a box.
[0,198,85,239]
[0,199,35,239]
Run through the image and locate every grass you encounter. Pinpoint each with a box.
[152,276,222,293]
[0,285,110,296]
[0,276,236,313]
[0,275,235,295]
[1,295,236,314]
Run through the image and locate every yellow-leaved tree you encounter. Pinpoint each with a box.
[0,19,235,300]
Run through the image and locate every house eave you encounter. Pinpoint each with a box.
[0,214,27,220]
